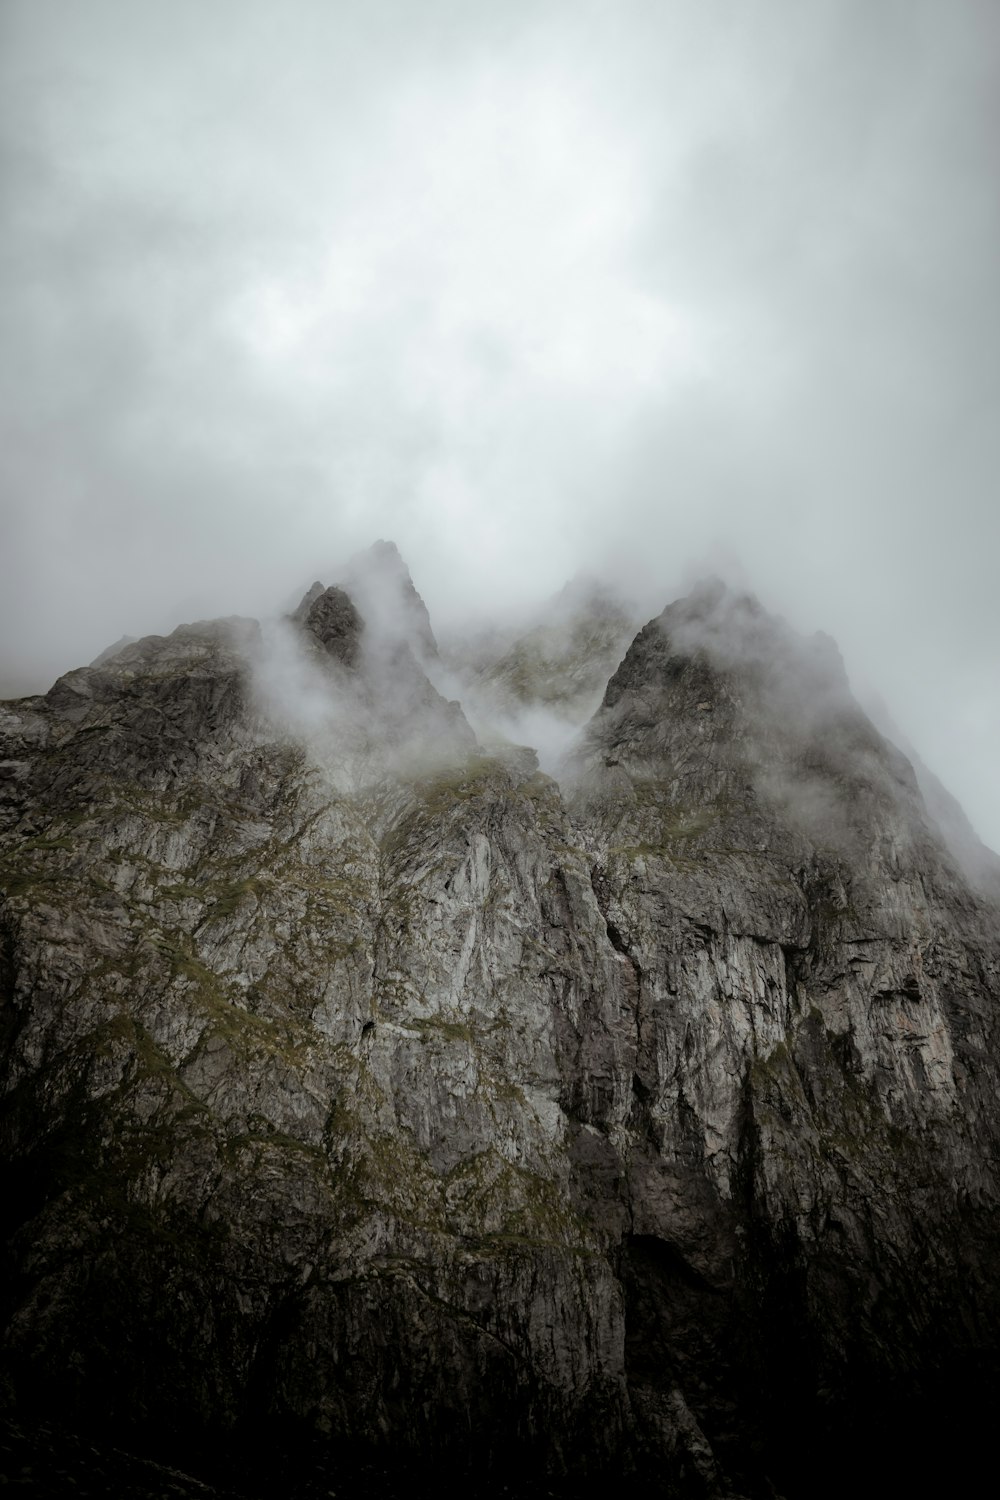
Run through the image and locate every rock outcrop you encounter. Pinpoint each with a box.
[446,573,638,729]
[1,565,998,1497]
[338,539,442,668]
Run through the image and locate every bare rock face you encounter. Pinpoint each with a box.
[297,584,363,668]
[1,571,999,1497]
[563,582,1000,1484]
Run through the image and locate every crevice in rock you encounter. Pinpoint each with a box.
[589,862,641,984]
[588,866,658,1130]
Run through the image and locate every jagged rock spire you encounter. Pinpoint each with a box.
[295,585,363,669]
[338,539,440,666]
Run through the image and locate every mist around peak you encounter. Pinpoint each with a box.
[435,572,641,776]
[863,691,1000,900]
[248,566,475,791]
[245,544,641,789]
[567,574,989,881]
[336,539,441,668]
[9,532,998,876]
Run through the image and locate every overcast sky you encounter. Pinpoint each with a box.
[2,0,998,846]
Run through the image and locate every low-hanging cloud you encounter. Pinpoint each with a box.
[1,0,998,848]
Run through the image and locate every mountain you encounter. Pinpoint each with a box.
[439,575,639,779]
[1,556,999,1498]
[444,573,637,718]
[337,538,442,667]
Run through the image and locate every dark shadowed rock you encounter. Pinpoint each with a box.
[297,584,364,668]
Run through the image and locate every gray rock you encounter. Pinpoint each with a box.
[298,584,364,669]
[0,571,998,1497]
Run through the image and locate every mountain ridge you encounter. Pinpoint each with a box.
[1,551,998,1497]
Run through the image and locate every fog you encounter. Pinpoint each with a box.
[2,1,998,847]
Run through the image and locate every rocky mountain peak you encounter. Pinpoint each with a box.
[574,577,962,972]
[598,578,864,770]
[1,557,999,1498]
[276,572,472,776]
[294,583,363,669]
[651,575,846,688]
[445,575,639,742]
[337,537,440,666]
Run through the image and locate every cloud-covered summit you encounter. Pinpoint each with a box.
[1,0,998,845]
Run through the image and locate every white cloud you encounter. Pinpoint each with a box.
[1,0,999,848]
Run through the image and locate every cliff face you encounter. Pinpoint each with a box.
[1,560,999,1497]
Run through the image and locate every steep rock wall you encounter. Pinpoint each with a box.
[1,579,999,1496]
